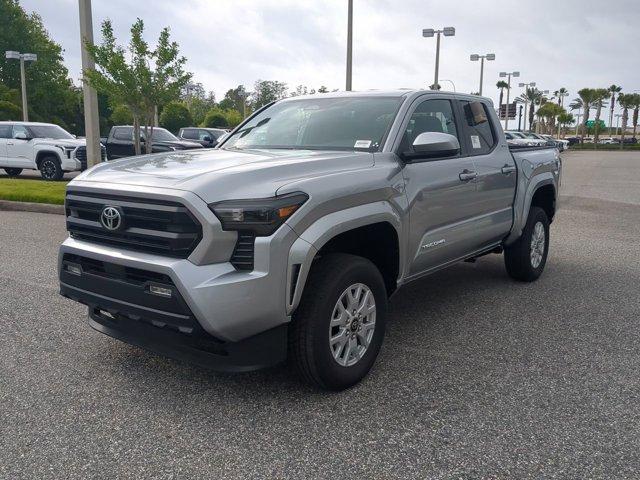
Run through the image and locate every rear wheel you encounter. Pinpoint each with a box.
[39,156,63,181]
[3,168,23,177]
[289,253,387,390]
[504,206,549,281]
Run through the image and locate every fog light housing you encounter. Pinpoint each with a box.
[66,263,82,276]
[149,284,172,298]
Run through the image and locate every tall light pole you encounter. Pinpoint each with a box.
[5,51,37,121]
[518,81,536,131]
[345,0,353,91]
[499,71,519,130]
[615,113,622,136]
[470,53,495,96]
[575,112,582,136]
[423,27,455,90]
[78,0,102,168]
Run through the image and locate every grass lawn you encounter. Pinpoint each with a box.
[0,177,67,205]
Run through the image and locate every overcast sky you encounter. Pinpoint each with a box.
[20,0,640,119]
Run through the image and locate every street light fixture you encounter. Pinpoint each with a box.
[518,81,536,131]
[422,26,455,90]
[499,71,519,130]
[5,50,37,121]
[469,53,495,96]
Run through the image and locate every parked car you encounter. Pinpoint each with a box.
[104,126,203,160]
[565,136,581,146]
[59,91,560,390]
[0,121,105,180]
[615,137,638,144]
[504,131,533,147]
[506,131,548,147]
[178,127,229,148]
[539,134,569,151]
[599,137,616,145]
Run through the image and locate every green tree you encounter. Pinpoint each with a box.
[252,80,288,109]
[0,100,21,120]
[557,112,575,138]
[617,93,634,148]
[0,0,79,130]
[201,108,228,128]
[183,83,216,126]
[608,84,622,132]
[218,85,248,115]
[629,93,640,140]
[224,109,242,128]
[84,18,191,155]
[536,103,564,134]
[577,88,597,143]
[496,80,509,113]
[159,101,192,133]
[517,87,543,131]
[110,104,132,125]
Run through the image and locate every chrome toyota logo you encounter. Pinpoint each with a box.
[100,206,123,231]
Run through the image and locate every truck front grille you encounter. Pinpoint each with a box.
[65,190,202,258]
[75,146,107,170]
[230,233,255,270]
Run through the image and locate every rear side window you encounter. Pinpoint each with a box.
[181,128,198,140]
[0,125,11,138]
[113,127,132,141]
[459,100,496,155]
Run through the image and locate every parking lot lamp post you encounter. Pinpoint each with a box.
[518,81,536,131]
[574,112,582,136]
[500,71,519,130]
[423,27,455,89]
[615,113,622,135]
[470,53,495,96]
[518,105,523,131]
[5,51,37,121]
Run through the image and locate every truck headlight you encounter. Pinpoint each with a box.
[209,193,308,236]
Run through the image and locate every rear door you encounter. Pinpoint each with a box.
[398,96,482,276]
[7,124,34,168]
[456,99,516,246]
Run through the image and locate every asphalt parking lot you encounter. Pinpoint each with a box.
[1,150,639,479]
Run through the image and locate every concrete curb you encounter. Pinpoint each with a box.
[0,199,64,215]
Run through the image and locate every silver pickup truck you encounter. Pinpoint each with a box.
[58,90,561,390]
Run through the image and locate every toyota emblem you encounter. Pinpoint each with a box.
[100,206,123,231]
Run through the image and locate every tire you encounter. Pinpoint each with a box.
[289,253,388,391]
[3,168,23,177]
[504,206,550,282]
[39,156,63,181]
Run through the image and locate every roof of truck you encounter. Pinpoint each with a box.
[278,89,493,104]
[0,121,56,126]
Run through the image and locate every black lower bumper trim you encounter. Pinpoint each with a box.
[60,283,288,372]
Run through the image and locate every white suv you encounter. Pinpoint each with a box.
[0,122,104,180]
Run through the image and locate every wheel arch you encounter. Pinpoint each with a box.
[35,150,62,169]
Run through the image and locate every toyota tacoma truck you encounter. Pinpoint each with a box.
[0,121,105,180]
[58,91,561,390]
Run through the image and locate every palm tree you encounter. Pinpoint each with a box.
[536,103,564,134]
[608,85,622,132]
[592,88,611,144]
[557,112,575,138]
[496,80,509,115]
[577,88,597,143]
[630,93,640,140]
[516,87,543,131]
[618,93,634,148]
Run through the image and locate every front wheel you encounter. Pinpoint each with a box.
[3,168,23,177]
[39,156,63,181]
[289,253,387,390]
[504,206,550,282]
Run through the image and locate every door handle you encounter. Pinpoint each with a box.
[501,165,516,175]
[458,170,477,181]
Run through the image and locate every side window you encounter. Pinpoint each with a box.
[400,99,459,154]
[12,125,30,139]
[181,128,197,140]
[113,127,132,141]
[0,125,12,139]
[198,130,213,141]
[460,100,496,155]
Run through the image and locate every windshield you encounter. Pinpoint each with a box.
[223,97,402,151]
[144,128,178,142]
[29,125,74,140]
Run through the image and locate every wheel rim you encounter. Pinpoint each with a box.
[41,160,56,179]
[329,283,376,367]
[530,221,546,269]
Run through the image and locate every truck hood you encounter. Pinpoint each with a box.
[152,139,202,149]
[34,138,86,148]
[71,148,374,201]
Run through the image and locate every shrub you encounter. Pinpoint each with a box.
[201,108,229,128]
[110,104,133,125]
[0,100,21,121]
[160,101,193,133]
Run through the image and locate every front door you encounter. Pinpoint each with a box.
[399,96,483,277]
[7,124,33,168]
[0,124,10,165]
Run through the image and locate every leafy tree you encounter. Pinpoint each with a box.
[0,0,80,130]
[617,93,634,148]
[536,103,564,134]
[608,84,622,132]
[591,88,611,144]
[0,100,21,120]
[224,109,242,128]
[182,83,216,126]
[557,112,574,138]
[218,85,248,115]
[110,104,132,125]
[201,108,228,128]
[577,88,597,143]
[159,101,192,133]
[496,80,509,112]
[84,18,191,155]
[252,80,288,109]
[629,93,640,140]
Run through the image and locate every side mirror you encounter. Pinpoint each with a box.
[406,132,460,160]
[202,135,212,143]
[14,132,29,140]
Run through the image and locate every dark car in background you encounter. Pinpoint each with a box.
[178,127,229,148]
[104,126,203,160]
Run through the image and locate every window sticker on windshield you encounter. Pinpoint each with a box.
[354,140,372,149]
[471,135,481,149]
